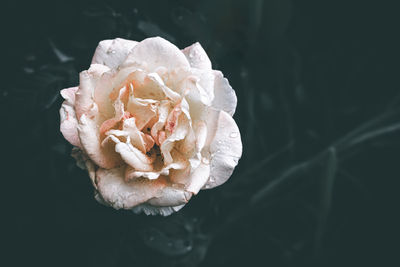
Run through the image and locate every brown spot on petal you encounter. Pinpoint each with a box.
[166,103,182,133]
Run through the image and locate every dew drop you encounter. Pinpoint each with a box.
[229,132,238,138]
[201,157,210,165]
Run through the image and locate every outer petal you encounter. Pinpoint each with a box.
[78,111,122,169]
[60,87,81,147]
[91,38,138,69]
[170,162,210,194]
[211,70,237,116]
[182,42,212,70]
[186,163,210,194]
[203,110,242,189]
[96,167,164,209]
[96,167,191,210]
[132,203,185,216]
[147,186,192,207]
[75,64,110,120]
[122,37,190,71]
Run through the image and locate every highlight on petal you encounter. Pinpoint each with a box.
[211,70,237,116]
[122,37,190,71]
[203,110,242,189]
[182,42,212,70]
[92,38,138,69]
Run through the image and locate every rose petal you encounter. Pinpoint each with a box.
[203,110,242,189]
[60,87,81,147]
[98,86,126,136]
[147,72,181,103]
[211,70,237,116]
[171,162,210,195]
[182,42,212,70]
[114,141,154,172]
[147,186,192,207]
[60,86,78,105]
[78,111,122,169]
[161,115,190,165]
[96,166,191,210]
[92,38,138,69]
[186,163,210,194]
[151,101,171,140]
[96,167,166,209]
[125,149,187,181]
[122,37,190,71]
[75,64,110,120]
[126,97,157,131]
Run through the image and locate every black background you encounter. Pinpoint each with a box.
[3,0,400,266]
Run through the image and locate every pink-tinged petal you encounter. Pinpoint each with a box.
[161,115,190,165]
[125,149,188,181]
[182,42,212,70]
[78,112,122,169]
[92,38,138,69]
[75,64,110,120]
[203,110,242,189]
[98,87,126,136]
[118,118,155,153]
[60,86,78,105]
[60,87,80,147]
[122,37,190,71]
[151,101,171,140]
[96,167,168,209]
[165,103,182,133]
[114,141,154,171]
[126,97,157,131]
[211,70,237,116]
[132,203,185,216]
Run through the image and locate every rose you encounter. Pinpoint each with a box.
[59,37,242,216]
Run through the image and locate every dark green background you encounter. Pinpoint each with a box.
[3,0,399,266]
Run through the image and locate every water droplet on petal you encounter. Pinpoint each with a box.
[201,157,210,165]
[229,132,238,138]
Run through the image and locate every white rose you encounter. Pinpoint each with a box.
[59,37,242,216]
